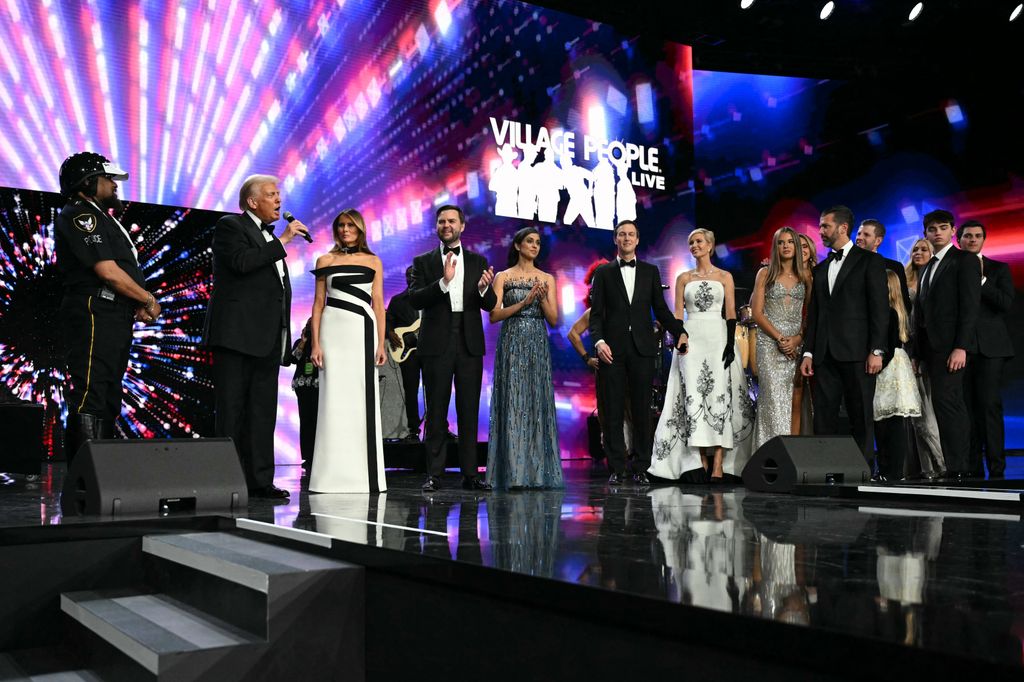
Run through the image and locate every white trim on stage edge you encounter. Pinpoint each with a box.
[857,484,1023,503]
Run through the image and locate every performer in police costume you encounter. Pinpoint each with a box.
[55,152,160,461]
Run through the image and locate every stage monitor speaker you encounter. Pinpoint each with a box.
[61,438,248,516]
[742,436,869,493]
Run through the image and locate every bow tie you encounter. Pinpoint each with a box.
[619,259,636,268]
[443,245,461,256]
[261,222,275,234]
[829,249,843,263]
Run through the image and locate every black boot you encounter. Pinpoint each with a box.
[66,413,101,465]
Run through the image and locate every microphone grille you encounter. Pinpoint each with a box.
[283,211,295,222]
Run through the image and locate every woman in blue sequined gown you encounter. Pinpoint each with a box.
[485,227,563,490]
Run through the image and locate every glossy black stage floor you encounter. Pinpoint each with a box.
[2,459,1024,680]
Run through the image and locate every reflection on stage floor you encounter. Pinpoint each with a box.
[2,459,1023,671]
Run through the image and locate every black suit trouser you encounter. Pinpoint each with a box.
[964,354,1006,477]
[399,355,422,434]
[421,314,483,477]
[919,337,970,473]
[812,351,876,462]
[598,339,655,474]
[213,341,282,489]
[62,294,135,423]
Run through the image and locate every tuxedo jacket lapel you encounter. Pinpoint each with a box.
[613,264,630,306]
[931,250,955,287]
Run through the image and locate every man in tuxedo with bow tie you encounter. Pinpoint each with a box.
[800,206,888,464]
[589,220,688,486]
[913,210,981,480]
[958,221,1014,478]
[409,205,498,492]
[203,174,309,499]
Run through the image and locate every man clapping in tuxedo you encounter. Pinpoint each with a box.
[409,205,498,492]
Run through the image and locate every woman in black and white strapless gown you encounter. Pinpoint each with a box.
[649,228,754,483]
[309,209,388,493]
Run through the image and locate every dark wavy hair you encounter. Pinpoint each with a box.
[583,258,609,308]
[507,226,541,268]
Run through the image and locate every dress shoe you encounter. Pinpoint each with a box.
[248,485,290,499]
[608,472,625,485]
[462,476,492,491]
[422,476,440,492]
[633,472,651,486]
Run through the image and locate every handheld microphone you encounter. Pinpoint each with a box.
[283,211,313,243]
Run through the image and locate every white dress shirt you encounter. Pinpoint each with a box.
[246,210,285,286]
[618,256,637,303]
[436,242,465,311]
[827,240,855,294]
[977,251,987,285]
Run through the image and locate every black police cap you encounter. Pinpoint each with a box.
[59,151,128,196]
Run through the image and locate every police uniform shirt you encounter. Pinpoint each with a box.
[55,198,145,291]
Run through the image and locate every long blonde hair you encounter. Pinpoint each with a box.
[887,270,911,344]
[904,238,933,289]
[765,227,810,289]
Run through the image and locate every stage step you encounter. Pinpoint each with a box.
[61,589,261,677]
[57,532,365,680]
[142,532,352,593]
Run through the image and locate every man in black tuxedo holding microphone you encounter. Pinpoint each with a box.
[589,219,688,486]
[410,205,497,492]
[203,174,310,499]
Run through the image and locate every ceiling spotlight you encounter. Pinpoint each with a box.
[908,2,924,21]
[1012,4,1023,22]
[819,1,835,20]
[740,0,756,8]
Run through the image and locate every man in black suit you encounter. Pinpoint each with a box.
[203,174,309,499]
[957,220,1014,478]
[856,219,912,315]
[386,266,423,441]
[913,209,981,480]
[800,206,888,464]
[409,205,497,492]
[589,220,687,486]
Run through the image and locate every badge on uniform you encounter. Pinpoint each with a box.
[73,214,97,233]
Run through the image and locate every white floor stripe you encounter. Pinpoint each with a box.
[235,518,333,547]
[857,485,1022,502]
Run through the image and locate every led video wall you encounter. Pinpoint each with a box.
[0,0,696,460]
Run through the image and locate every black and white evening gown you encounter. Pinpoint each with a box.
[309,265,387,493]
[649,279,754,480]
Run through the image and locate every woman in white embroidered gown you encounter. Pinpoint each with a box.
[309,209,388,493]
[649,228,754,483]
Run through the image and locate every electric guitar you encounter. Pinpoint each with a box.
[388,318,421,364]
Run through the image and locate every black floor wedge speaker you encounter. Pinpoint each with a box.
[60,438,248,516]
[742,435,870,492]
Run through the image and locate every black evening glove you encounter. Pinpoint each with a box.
[722,319,737,368]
